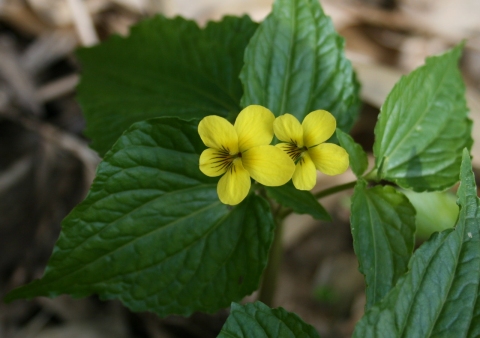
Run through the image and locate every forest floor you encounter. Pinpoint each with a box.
[1,0,480,337]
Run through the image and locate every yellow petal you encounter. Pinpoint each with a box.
[292,152,317,190]
[302,110,336,148]
[242,145,295,186]
[273,114,304,147]
[199,148,231,177]
[217,159,251,205]
[198,116,238,154]
[234,105,275,152]
[309,143,349,175]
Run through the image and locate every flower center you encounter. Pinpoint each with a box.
[284,142,307,163]
[211,147,242,173]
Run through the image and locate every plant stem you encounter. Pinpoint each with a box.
[257,179,358,305]
[313,180,357,199]
[258,207,284,307]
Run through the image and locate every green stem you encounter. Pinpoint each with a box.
[258,206,284,307]
[276,180,359,220]
[257,179,358,304]
[363,168,379,182]
[313,180,357,199]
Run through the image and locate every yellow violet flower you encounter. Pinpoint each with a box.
[274,110,349,191]
[199,105,295,205]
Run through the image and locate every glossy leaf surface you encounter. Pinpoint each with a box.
[351,180,416,310]
[5,118,274,317]
[373,44,472,191]
[354,150,480,337]
[240,0,361,131]
[266,183,331,221]
[78,16,258,155]
[336,128,368,177]
[218,302,320,338]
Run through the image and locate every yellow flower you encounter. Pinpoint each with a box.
[199,105,295,205]
[274,110,349,190]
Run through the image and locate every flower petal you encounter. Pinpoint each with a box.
[309,143,349,175]
[292,152,317,190]
[242,145,295,186]
[199,148,230,177]
[302,110,336,148]
[273,114,304,147]
[234,105,275,152]
[198,116,238,154]
[217,159,251,205]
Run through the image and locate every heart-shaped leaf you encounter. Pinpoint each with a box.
[5,118,275,317]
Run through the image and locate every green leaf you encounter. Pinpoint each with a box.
[350,180,416,310]
[266,183,331,221]
[336,129,368,177]
[353,149,480,337]
[402,190,458,240]
[218,301,320,338]
[240,0,361,131]
[373,44,472,191]
[77,15,258,156]
[5,118,275,317]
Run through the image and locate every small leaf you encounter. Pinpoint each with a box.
[353,149,480,337]
[78,15,258,156]
[266,183,331,221]
[240,0,361,131]
[336,129,368,177]
[402,190,458,240]
[373,44,472,191]
[350,180,416,310]
[218,301,320,338]
[5,118,275,317]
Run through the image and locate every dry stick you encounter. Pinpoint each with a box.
[37,74,80,103]
[20,117,100,193]
[11,310,52,338]
[20,31,78,76]
[0,37,42,115]
[327,0,480,51]
[0,1,50,36]
[21,31,79,103]
[0,156,33,194]
[66,0,99,46]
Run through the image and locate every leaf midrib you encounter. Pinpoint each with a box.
[386,114,460,172]
[365,193,380,307]
[96,200,233,288]
[396,233,451,337]
[378,62,451,172]
[277,0,296,116]
[423,200,480,337]
[60,165,209,255]
[42,184,219,285]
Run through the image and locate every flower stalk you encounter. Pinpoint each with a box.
[258,203,286,307]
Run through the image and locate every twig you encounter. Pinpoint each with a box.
[21,31,78,76]
[36,74,79,103]
[0,36,42,115]
[314,180,357,199]
[20,117,100,192]
[66,0,99,46]
[0,155,33,193]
